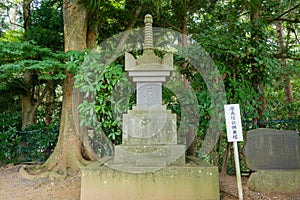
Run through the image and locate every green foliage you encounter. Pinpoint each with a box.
[0,111,22,164]
[77,61,132,144]
[0,41,66,75]
[0,112,59,164]
[0,0,23,36]
[78,0,127,41]
[0,30,24,42]
[65,50,87,75]
[19,122,59,162]
[0,127,21,164]
[27,0,64,51]
[94,63,129,143]
[0,41,66,116]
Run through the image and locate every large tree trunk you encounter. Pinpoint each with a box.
[21,0,35,128]
[21,75,52,128]
[41,74,89,176]
[21,94,35,128]
[174,4,196,156]
[24,0,91,177]
[250,0,266,127]
[22,0,33,37]
[276,20,294,103]
[44,83,55,126]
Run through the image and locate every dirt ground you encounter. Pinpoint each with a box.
[0,165,299,200]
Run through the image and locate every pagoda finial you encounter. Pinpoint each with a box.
[144,14,153,52]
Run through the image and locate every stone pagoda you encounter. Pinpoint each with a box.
[81,14,220,200]
[113,14,185,168]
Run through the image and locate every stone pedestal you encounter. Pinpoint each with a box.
[244,128,300,193]
[114,105,186,167]
[114,145,185,166]
[122,106,177,145]
[81,157,220,200]
[247,169,300,193]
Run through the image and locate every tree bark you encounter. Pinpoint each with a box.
[276,20,294,102]
[28,0,92,177]
[41,74,89,176]
[250,0,266,127]
[63,0,87,52]
[172,2,197,156]
[44,83,55,126]
[22,0,33,35]
[21,94,35,128]
[220,142,231,175]
[21,78,52,128]
[21,0,35,128]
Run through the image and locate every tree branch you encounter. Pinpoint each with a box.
[115,5,142,52]
[276,56,300,61]
[274,3,300,20]
[264,17,300,23]
[292,27,300,44]
[6,9,24,29]
[152,4,182,32]
[31,80,52,116]
[274,18,300,23]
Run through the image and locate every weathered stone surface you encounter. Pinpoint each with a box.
[125,51,174,71]
[122,106,177,145]
[114,145,185,166]
[81,158,220,200]
[243,128,300,170]
[137,83,162,106]
[247,169,300,193]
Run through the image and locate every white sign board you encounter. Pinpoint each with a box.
[224,104,243,142]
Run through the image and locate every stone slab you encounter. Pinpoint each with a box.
[122,107,177,145]
[137,83,162,105]
[247,169,300,193]
[243,128,300,170]
[114,145,185,166]
[129,71,170,77]
[134,77,167,82]
[81,158,220,200]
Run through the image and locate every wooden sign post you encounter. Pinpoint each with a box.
[224,104,244,200]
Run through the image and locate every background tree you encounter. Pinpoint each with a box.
[0,0,64,128]
[29,0,91,177]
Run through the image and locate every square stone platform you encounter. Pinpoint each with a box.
[114,144,185,166]
[81,157,220,200]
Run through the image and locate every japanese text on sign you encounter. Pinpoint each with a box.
[224,104,243,142]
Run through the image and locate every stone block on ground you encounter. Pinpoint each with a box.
[114,144,185,166]
[81,157,220,200]
[122,106,177,145]
[243,128,300,170]
[247,169,300,193]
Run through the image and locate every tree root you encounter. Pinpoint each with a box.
[78,156,93,167]
[32,178,51,189]
[19,158,93,180]
[19,165,74,180]
[19,166,50,180]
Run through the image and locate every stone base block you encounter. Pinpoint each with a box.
[81,157,220,200]
[123,106,177,145]
[114,145,185,166]
[247,169,300,193]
